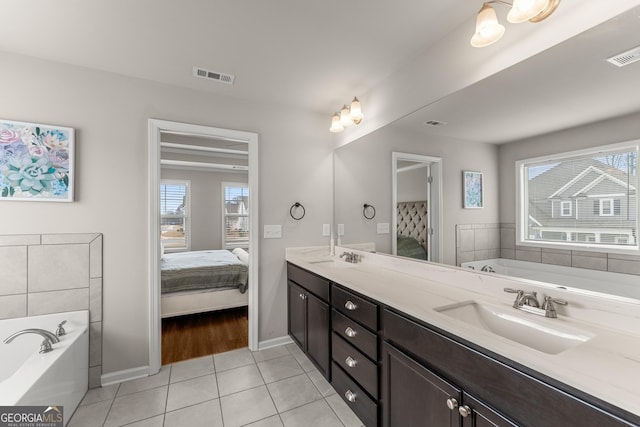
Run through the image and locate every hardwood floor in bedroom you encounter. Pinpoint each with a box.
[161,306,248,365]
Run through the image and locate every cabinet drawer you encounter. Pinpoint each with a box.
[332,333,378,399]
[332,362,378,427]
[332,309,377,360]
[287,263,329,301]
[332,285,378,331]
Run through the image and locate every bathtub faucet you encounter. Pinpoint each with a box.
[480,265,495,272]
[3,328,61,354]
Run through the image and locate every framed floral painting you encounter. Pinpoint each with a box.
[463,170,483,208]
[0,119,74,202]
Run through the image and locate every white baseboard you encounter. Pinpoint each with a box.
[258,335,293,350]
[101,365,151,387]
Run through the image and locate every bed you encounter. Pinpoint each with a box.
[160,248,249,318]
[396,200,428,260]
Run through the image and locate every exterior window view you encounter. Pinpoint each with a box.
[521,145,638,249]
[160,180,190,250]
[223,183,249,248]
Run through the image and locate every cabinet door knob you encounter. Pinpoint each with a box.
[345,390,357,402]
[344,300,358,311]
[345,356,358,368]
[446,397,458,410]
[299,293,305,300]
[344,327,357,338]
[459,405,472,418]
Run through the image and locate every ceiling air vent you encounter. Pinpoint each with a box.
[193,67,235,85]
[606,46,640,67]
[424,120,447,127]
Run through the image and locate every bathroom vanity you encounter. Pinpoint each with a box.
[286,247,640,427]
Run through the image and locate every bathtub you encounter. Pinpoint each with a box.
[461,258,640,302]
[0,310,89,426]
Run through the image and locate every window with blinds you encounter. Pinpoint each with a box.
[160,180,190,251]
[517,142,638,252]
[223,182,249,248]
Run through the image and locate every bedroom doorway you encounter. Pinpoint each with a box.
[148,119,259,374]
[391,152,443,263]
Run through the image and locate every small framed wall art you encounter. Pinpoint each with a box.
[0,119,74,202]
[463,170,483,209]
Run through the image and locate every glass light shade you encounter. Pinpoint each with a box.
[470,3,506,48]
[507,0,547,23]
[339,105,353,126]
[349,97,363,124]
[330,113,344,132]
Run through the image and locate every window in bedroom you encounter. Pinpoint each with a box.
[160,180,190,251]
[516,141,638,253]
[223,182,249,249]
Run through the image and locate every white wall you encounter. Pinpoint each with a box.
[0,51,334,376]
[397,166,428,203]
[335,124,499,265]
[498,112,640,223]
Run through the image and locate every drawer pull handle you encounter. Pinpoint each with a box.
[344,327,357,338]
[345,390,357,403]
[345,300,358,311]
[459,405,472,418]
[446,398,458,410]
[345,356,358,368]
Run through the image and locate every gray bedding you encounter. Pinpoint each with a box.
[161,250,248,294]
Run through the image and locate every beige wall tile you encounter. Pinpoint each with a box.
[541,251,571,267]
[28,288,89,316]
[0,235,40,246]
[90,235,103,279]
[501,249,515,259]
[607,259,640,275]
[0,294,27,319]
[41,233,100,245]
[0,246,27,295]
[474,229,489,250]
[571,254,607,271]
[90,278,102,322]
[90,321,103,367]
[487,228,500,249]
[515,248,541,263]
[457,251,474,266]
[571,250,606,258]
[459,229,475,252]
[500,228,515,250]
[28,244,89,291]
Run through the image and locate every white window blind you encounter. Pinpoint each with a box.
[160,180,190,250]
[223,182,249,248]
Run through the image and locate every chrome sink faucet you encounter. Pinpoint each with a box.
[504,288,568,318]
[3,328,61,353]
[339,251,361,263]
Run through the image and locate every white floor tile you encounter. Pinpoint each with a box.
[79,383,119,406]
[217,363,265,396]
[104,386,168,427]
[214,347,255,372]
[280,400,343,427]
[170,355,215,383]
[252,345,290,362]
[116,366,170,397]
[124,415,165,427]
[220,385,277,427]
[326,393,365,427]
[243,415,285,427]
[164,399,223,427]
[166,374,218,412]
[67,400,111,427]
[267,373,322,413]
[257,355,304,383]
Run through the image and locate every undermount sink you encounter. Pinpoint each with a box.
[307,259,358,268]
[434,300,594,355]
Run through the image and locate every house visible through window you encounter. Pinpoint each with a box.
[160,180,190,251]
[517,142,638,252]
[223,182,249,248]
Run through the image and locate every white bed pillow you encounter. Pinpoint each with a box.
[232,247,249,265]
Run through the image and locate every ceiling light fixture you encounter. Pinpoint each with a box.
[470,0,561,48]
[330,97,364,133]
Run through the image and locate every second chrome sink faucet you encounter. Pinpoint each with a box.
[504,288,568,318]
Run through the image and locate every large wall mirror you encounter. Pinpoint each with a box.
[334,6,640,299]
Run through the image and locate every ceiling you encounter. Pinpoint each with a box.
[0,0,473,114]
[391,6,640,144]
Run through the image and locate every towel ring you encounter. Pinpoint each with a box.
[290,202,306,220]
[363,203,376,220]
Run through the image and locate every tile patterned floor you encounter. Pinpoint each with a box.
[69,344,364,427]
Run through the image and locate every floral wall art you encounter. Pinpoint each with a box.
[0,119,74,202]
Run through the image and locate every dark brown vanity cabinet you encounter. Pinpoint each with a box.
[331,285,380,427]
[382,342,515,427]
[287,263,330,378]
[382,308,639,427]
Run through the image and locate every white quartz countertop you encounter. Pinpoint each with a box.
[286,246,640,420]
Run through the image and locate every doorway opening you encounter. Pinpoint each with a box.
[392,152,443,263]
[148,119,259,374]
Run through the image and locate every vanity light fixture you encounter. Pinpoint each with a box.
[330,97,364,133]
[470,0,561,48]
